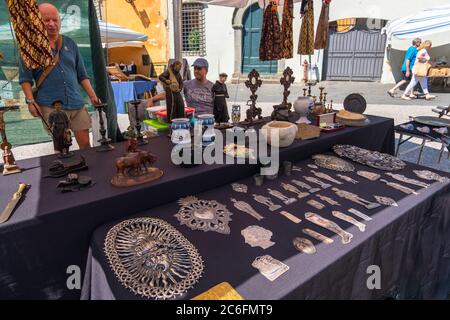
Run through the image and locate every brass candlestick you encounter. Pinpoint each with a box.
[319,87,325,103]
[130,100,148,145]
[94,103,115,152]
[0,105,21,175]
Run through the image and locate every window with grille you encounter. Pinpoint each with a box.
[182,3,206,56]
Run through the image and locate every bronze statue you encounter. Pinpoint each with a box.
[212,73,230,124]
[48,101,72,157]
[0,104,21,175]
[111,148,162,187]
[159,61,185,122]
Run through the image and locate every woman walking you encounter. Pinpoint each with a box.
[401,40,436,101]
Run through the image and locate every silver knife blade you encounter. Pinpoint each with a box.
[0,183,27,224]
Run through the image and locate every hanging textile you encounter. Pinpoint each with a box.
[281,0,294,59]
[314,0,331,49]
[259,1,283,61]
[6,0,53,69]
[297,0,314,55]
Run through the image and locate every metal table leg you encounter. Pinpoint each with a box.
[417,138,426,164]
[395,133,403,157]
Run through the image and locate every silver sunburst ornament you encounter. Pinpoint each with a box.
[104,217,204,300]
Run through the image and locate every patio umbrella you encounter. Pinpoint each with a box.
[383,4,450,49]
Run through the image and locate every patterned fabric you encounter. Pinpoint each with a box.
[7,0,53,69]
[314,2,330,49]
[297,0,315,55]
[281,0,294,59]
[259,1,283,61]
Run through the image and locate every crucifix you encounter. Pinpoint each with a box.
[244,69,263,124]
[271,67,295,121]
[0,105,21,175]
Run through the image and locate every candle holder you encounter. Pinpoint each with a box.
[319,87,325,103]
[302,88,308,97]
[94,103,115,152]
[129,100,148,145]
[0,105,21,175]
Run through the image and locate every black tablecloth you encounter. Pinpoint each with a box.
[80,156,450,300]
[0,116,395,299]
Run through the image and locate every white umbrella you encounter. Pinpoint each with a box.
[383,4,450,49]
[195,0,301,8]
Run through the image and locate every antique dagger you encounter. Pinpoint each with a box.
[0,183,28,224]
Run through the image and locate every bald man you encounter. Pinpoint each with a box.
[19,3,100,150]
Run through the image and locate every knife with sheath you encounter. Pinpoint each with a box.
[0,183,28,224]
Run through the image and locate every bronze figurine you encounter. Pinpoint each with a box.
[159,60,185,121]
[0,105,21,175]
[48,100,73,158]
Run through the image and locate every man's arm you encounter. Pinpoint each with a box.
[20,82,41,117]
[145,92,166,108]
[80,79,100,105]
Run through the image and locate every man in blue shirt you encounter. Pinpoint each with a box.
[19,3,100,150]
[387,38,421,98]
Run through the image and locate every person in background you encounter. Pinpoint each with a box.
[19,3,99,150]
[402,40,436,101]
[183,58,214,115]
[388,37,421,98]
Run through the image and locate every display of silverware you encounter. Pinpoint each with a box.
[312,154,355,172]
[268,188,297,205]
[231,198,264,221]
[332,210,366,232]
[333,145,406,171]
[281,183,309,198]
[374,195,398,207]
[332,187,381,210]
[385,173,430,188]
[291,179,321,193]
[336,174,359,184]
[252,194,282,212]
[104,217,204,300]
[311,170,343,185]
[307,199,325,210]
[304,176,332,189]
[379,179,418,195]
[305,212,353,244]
[175,196,232,234]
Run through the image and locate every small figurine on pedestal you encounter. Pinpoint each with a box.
[159,61,185,121]
[123,126,138,153]
[48,100,73,158]
[2,145,21,175]
[212,73,230,125]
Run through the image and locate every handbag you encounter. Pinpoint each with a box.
[413,61,431,77]
[32,35,63,99]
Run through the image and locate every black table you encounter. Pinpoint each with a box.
[0,116,395,299]
[81,155,450,300]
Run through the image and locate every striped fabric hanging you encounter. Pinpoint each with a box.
[7,0,53,69]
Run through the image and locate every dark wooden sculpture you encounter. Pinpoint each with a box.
[111,148,162,187]
[271,67,295,121]
[244,69,263,124]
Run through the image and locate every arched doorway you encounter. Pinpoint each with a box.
[241,3,277,74]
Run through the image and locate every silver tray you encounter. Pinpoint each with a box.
[413,116,450,127]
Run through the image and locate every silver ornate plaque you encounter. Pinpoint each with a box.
[379,179,418,195]
[231,198,264,221]
[385,173,430,188]
[175,196,232,234]
[357,170,381,181]
[241,225,275,249]
[332,187,380,210]
[332,210,366,232]
[333,145,406,171]
[252,255,289,281]
[292,237,316,254]
[268,188,297,205]
[231,183,248,193]
[374,195,398,207]
[413,170,448,182]
[312,154,355,172]
[311,170,343,185]
[104,217,204,300]
[348,208,372,221]
[252,194,282,211]
[302,228,334,244]
[305,212,353,244]
[337,174,359,184]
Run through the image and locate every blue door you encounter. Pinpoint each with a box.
[242,3,277,74]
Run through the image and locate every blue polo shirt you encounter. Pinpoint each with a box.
[401,46,418,72]
[19,35,89,110]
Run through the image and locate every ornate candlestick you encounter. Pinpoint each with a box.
[94,103,114,152]
[303,88,308,97]
[319,87,325,103]
[0,105,21,175]
[129,100,148,145]
[307,83,312,97]
[271,67,295,121]
[244,69,263,124]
